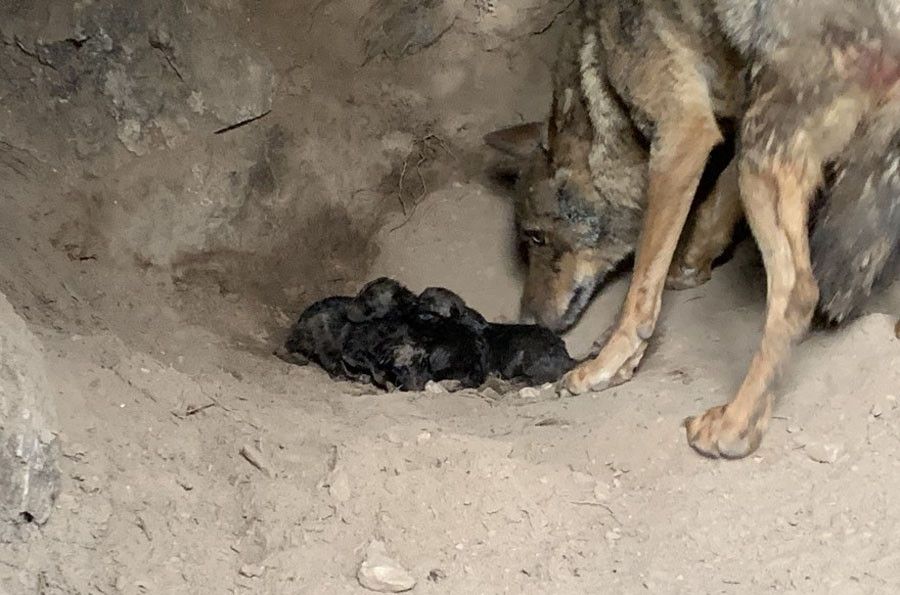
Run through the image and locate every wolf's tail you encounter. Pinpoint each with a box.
[811,123,900,324]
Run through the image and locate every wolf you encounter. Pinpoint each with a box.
[486,0,900,458]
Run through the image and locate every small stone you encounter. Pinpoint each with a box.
[424,381,446,394]
[439,379,462,392]
[62,443,87,460]
[239,564,265,578]
[479,387,501,401]
[805,442,842,464]
[357,540,416,593]
[786,424,802,434]
[593,482,610,502]
[518,387,540,399]
[870,403,883,418]
[416,431,432,445]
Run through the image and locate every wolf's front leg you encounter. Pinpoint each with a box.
[564,104,723,394]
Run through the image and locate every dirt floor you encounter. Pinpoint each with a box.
[2,1,899,594]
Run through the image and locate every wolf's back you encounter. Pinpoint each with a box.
[715,0,900,60]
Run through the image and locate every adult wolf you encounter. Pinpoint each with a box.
[487,0,900,458]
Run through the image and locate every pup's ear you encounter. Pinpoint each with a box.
[484,122,545,158]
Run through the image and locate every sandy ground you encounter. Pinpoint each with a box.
[2,1,900,594]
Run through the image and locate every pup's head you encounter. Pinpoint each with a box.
[418,287,488,331]
[349,277,416,322]
[485,121,645,332]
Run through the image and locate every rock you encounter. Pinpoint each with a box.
[424,380,447,394]
[357,540,416,593]
[0,291,61,535]
[239,564,265,578]
[479,387,502,401]
[604,528,622,543]
[593,482,610,502]
[518,387,541,399]
[438,379,463,392]
[805,442,843,464]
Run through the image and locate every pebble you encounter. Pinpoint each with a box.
[357,540,416,593]
[239,564,265,578]
[479,387,502,401]
[805,442,843,464]
[424,381,446,394]
[518,387,541,399]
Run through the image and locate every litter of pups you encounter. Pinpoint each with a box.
[277,277,575,391]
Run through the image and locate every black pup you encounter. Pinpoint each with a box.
[418,286,574,383]
[483,324,575,385]
[281,296,354,376]
[280,278,574,391]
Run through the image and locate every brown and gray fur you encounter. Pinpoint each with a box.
[486,1,745,332]
[487,0,900,458]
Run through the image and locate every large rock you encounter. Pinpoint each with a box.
[0,292,60,535]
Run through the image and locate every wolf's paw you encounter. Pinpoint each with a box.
[683,396,773,459]
[561,334,647,395]
[666,262,712,290]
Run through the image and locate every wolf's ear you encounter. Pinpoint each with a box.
[484,122,545,158]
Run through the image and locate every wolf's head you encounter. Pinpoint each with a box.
[485,79,648,332]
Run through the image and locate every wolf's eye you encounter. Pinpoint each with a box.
[523,230,546,246]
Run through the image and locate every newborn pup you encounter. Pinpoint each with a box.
[483,323,575,384]
[342,318,432,390]
[343,282,488,390]
[419,286,573,384]
[280,296,354,376]
[342,312,488,391]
